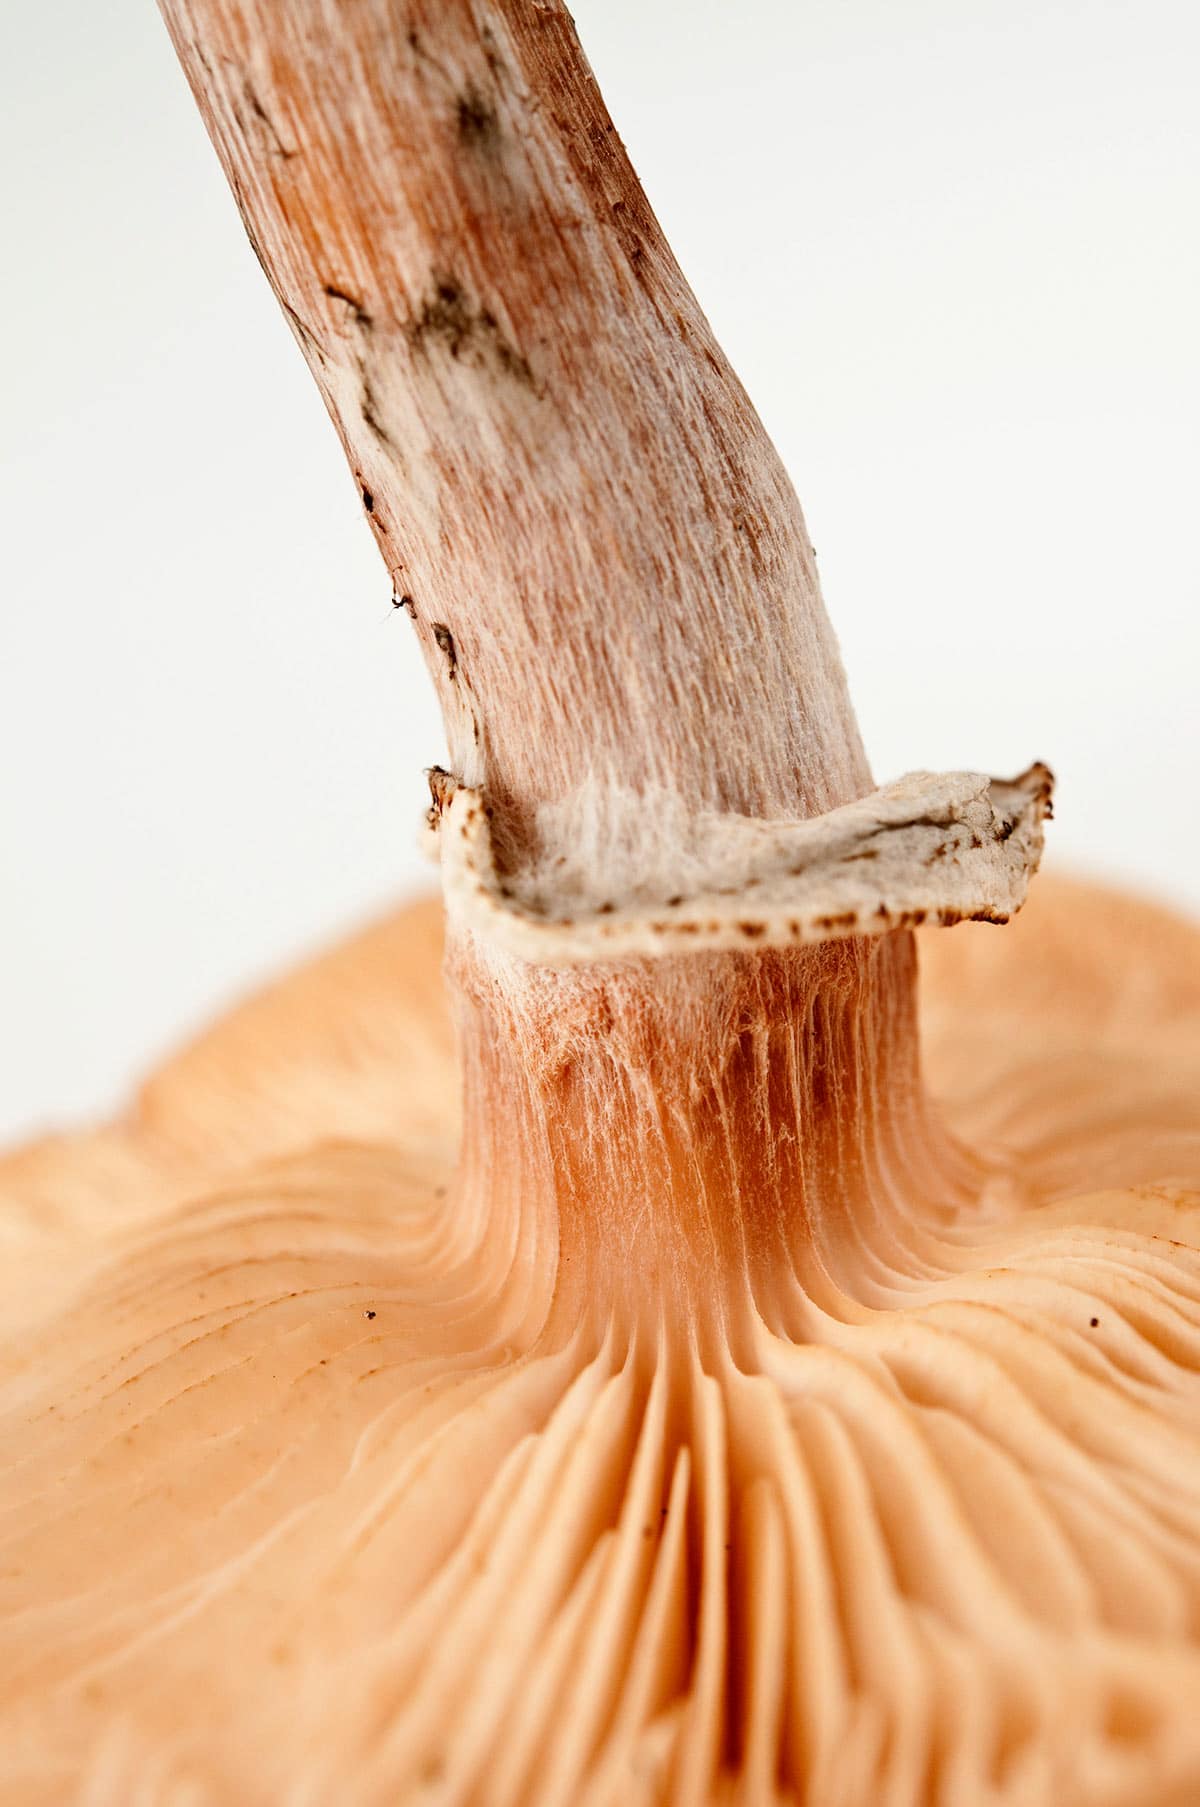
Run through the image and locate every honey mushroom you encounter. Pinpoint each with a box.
[2,4,1199,1803]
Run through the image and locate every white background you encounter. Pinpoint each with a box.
[2,0,1197,1142]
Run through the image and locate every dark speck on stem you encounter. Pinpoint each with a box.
[455,85,499,151]
[433,622,458,678]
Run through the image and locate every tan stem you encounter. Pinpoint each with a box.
[156,0,1017,1321]
[159,0,870,876]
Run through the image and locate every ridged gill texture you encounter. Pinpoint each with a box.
[2,877,1199,1805]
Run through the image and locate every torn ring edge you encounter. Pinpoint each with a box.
[427,764,1054,965]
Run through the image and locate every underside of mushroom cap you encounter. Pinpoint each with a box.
[2,876,1199,1807]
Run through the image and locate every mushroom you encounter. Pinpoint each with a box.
[2,3,1199,1804]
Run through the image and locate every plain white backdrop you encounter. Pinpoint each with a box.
[2,0,1197,1142]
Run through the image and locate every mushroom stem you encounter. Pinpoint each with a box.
[158,0,871,881]
[158,0,1040,1323]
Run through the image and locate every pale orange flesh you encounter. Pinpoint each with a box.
[2,875,1198,1806]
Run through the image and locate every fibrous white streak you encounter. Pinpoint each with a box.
[1,882,1199,1806]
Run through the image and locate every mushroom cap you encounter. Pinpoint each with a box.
[2,876,1199,1805]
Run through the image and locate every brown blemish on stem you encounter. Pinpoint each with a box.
[239,74,297,159]
[406,277,535,391]
[432,622,458,678]
[359,373,394,447]
[455,84,500,151]
[324,284,373,329]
